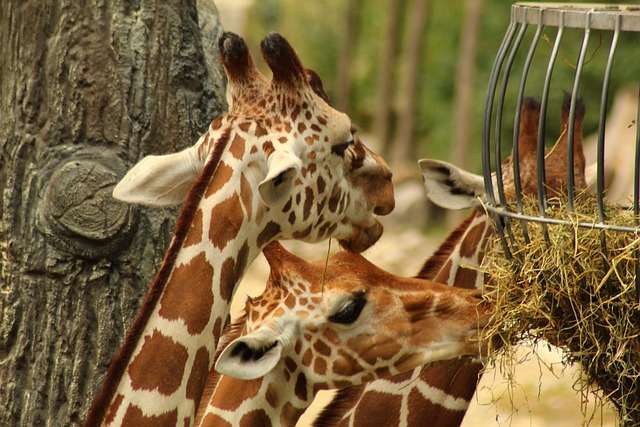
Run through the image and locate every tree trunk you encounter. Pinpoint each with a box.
[0,1,226,426]
[451,0,485,169]
[335,0,359,113]
[394,0,429,174]
[376,0,404,158]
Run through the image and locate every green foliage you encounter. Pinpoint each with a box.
[244,0,640,172]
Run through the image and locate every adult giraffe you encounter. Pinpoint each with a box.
[193,241,493,427]
[84,32,394,427]
[316,95,587,426]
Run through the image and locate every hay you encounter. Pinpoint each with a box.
[483,193,640,426]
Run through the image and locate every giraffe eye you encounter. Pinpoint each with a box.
[329,295,367,325]
[331,140,354,157]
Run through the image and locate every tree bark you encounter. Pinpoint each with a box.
[0,1,226,425]
[335,0,359,113]
[451,0,485,169]
[394,0,429,173]
[376,0,404,158]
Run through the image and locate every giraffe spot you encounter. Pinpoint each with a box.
[291,105,301,121]
[239,173,253,218]
[333,348,365,377]
[250,145,258,154]
[256,221,281,248]
[284,293,296,309]
[278,136,288,144]
[210,117,223,131]
[316,176,326,194]
[122,404,178,427]
[205,161,233,198]
[284,122,292,133]
[292,223,312,240]
[354,391,402,426]
[313,382,329,395]
[317,115,327,125]
[310,123,321,132]
[128,330,188,395]
[334,379,352,389]
[304,136,315,145]
[215,376,262,411]
[294,340,302,355]
[238,121,251,133]
[454,266,478,285]
[213,317,223,341]
[314,357,327,376]
[439,259,454,283]
[284,356,297,373]
[209,193,244,250]
[288,211,296,225]
[328,188,341,213]
[302,188,314,221]
[184,209,204,248]
[159,252,214,335]
[266,382,279,408]
[459,221,488,258]
[240,409,270,427]
[201,414,232,427]
[219,241,250,302]
[185,347,211,403]
[313,339,332,357]
[262,140,275,157]
[297,122,307,133]
[229,133,246,160]
[104,394,124,425]
[302,348,313,367]
[255,123,268,138]
[294,372,308,401]
[281,197,292,213]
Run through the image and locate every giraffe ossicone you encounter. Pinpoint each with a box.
[86,31,394,427]
[194,241,493,427]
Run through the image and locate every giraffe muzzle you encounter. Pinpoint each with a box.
[338,220,384,253]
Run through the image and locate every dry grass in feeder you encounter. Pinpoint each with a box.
[483,193,640,426]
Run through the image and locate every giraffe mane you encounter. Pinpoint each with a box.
[84,129,231,426]
[416,211,480,280]
[313,386,365,427]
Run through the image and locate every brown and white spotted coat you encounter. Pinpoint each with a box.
[316,95,588,427]
[193,242,492,427]
[84,32,394,427]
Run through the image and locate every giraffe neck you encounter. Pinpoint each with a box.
[88,128,282,426]
[316,210,494,427]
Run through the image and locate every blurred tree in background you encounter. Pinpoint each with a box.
[238,0,640,180]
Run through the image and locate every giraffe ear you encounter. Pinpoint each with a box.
[258,152,302,207]
[419,159,486,210]
[113,145,203,207]
[215,329,284,380]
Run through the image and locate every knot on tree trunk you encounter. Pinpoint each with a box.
[39,150,137,259]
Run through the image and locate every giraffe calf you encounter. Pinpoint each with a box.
[194,242,492,427]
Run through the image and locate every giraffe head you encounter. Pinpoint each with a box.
[215,242,492,389]
[419,94,588,210]
[112,32,394,252]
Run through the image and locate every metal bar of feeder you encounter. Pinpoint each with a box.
[483,14,518,259]
[596,16,621,264]
[567,13,592,214]
[512,9,544,245]
[483,204,640,233]
[513,3,640,32]
[635,86,640,301]
[537,12,565,245]
[495,20,530,261]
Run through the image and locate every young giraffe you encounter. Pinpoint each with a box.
[316,95,588,427]
[84,32,394,427]
[193,241,493,427]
